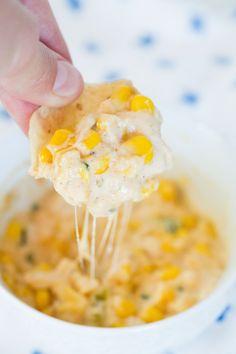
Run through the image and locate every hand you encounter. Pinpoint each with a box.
[0,0,84,133]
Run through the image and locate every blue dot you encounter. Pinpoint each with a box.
[157,58,175,69]
[66,0,82,10]
[83,41,99,53]
[190,15,204,31]
[138,34,155,47]
[0,107,10,119]
[216,305,232,323]
[182,92,199,105]
[32,351,43,354]
[213,55,231,65]
[104,71,121,81]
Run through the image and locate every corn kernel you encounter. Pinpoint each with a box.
[111,86,133,102]
[122,264,132,274]
[160,265,181,281]
[6,222,21,241]
[95,156,110,174]
[159,288,176,305]
[205,220,217,238]
[161,241,176,253]
[15,285,33,299]
[142,264,156,273]
[195,243,210,255]
[128,221,140,231]
[158,180,178,202]
[35,289,52,310]
[39,147,53,164]
[43,308,54,317]
[176,227,188,238]
[130,95,155,114]
[49,129,73,146]
[111,321,125,328]
[82,130,101,150]
[35,263,52,272]
[96,118,107,131]
[0,252,13,264]
[2,273,15,289]
[144,148,154,164]
[79,166,89,181]
[123,135,153,163]
[140,306,164,323]
[115,298,137,318]
[141,180,157,197]
[182,214,198,229]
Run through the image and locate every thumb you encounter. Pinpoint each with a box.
[0,0,83,107]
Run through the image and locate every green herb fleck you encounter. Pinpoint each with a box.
[177,286,185,292]
[31,203,40,212]
[82,161,90,170]
[92,313,103,326]
[95,290,107,301]
[25,252,35,264]
[108,208,116,213]
[163,218,180,234]
[141,294,150,300]
[19,229,28,246]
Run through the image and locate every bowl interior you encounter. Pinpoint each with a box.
[0,120,235,292]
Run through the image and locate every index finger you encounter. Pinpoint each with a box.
[20,0,72,62]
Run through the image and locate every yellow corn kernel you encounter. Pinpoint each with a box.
[128,221,140,231]
[96,118,107,131]
[160,265,181,281]
[111,321,125,328]
[39,147,53,164]
[140,306,164,323]
[111,86,133,102]
[0,252,13,264]
[49,129,73,146]
[122,264,132,274]
[195,243,210,255]
[82,130,101,150]
[159,288,176,305]
[15,285,33,299]
[130,95,155,114]
[95,156,110,174]
[35,289,52,310]
[144,148,154,164]
[79,166,89,181]
[123,135,153,163]
[161,241,176,253]
[176,227,188,238]
[141,180,157,197]
[182,214,198,229]
[2,273,15,289]
[43,308,54,317]
[205,220,217,238]
[115,299,137,318]
[6,222,21,241]
[35,263,52,272]
[158,180,178,202]
[142,264,156,273]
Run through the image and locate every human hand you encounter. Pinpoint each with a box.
[0,0,84,133]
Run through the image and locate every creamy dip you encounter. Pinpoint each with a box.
[33,84,171,217]
[0,179,226,327]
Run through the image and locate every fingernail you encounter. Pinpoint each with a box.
[53,61,82,97]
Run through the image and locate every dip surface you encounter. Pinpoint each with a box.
[0,179,226,327]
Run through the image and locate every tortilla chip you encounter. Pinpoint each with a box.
[29,80,132,175]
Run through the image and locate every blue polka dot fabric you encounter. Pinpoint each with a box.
[0,0,236,353]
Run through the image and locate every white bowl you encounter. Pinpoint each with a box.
[0,118,235,354]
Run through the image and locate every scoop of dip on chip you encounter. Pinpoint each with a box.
[29,80,171,217]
